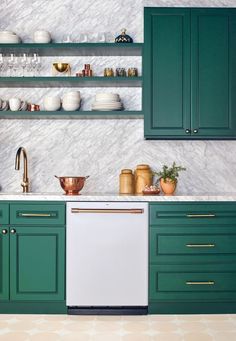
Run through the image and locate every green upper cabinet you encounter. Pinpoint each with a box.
[144,7,236,139]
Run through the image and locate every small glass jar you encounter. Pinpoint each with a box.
[104,68,114,77]
[116,67,126,77]
[128,67,138,77]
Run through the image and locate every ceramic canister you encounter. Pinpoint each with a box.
[134,164,153,194]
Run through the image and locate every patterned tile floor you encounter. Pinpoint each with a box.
[0,314,235,341]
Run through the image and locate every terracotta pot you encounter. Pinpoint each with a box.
[160,178,177,196]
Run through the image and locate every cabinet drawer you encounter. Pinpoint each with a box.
[0,203,9,225]
[150,203,236,226]
[10,204,65,225]
[150,264,236,301]
[150,230,236,258]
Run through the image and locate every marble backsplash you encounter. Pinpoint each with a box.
[0,0,236,194]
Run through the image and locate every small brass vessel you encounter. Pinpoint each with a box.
[52,63,71,76]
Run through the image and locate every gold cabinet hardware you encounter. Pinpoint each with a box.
[186,281,215,285]
[186,214,216,218]
[71,208,144,214]
[2,229,7,235]
[186,244,215,248]
[19,213,52,217]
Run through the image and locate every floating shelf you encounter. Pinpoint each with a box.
[0,43,143,56]
[0,110,143,119]
[0,76,142,88]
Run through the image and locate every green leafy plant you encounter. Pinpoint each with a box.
[154,162,186,183]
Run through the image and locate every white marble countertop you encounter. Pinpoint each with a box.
[0,192,236,201]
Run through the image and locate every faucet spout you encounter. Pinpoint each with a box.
[15,147,29,193]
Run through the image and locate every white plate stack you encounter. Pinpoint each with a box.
[92,93,124,111]
[0,31,21,43]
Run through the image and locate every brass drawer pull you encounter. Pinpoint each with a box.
[186,244,215,248]
[186,281,215,285]
[71,208,144,214]
[186,214,216,218]
[19,213,52,217]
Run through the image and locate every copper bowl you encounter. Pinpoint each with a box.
[55,175,89,195]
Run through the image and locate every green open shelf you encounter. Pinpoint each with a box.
[0,43,143,56]
[0,110,143,119]
[0,76,142,88]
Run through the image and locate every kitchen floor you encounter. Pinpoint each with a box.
[0,314,235,341]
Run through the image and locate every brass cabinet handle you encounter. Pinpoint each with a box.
[186,214,216,218]
[2,229,7,235]
[186,281,215,285]
[186,244,215,248]
[19,213,52,217]
[71,208,144,214]
[10,229,16,234]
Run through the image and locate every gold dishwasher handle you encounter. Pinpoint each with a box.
[186,281,215,285]
[19,213,52,217]
[186,244,215,248]
[71,208,144,214]
[186,214,216,218]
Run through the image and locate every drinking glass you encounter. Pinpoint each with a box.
[20,53,27,77]
[7,54,15,77]
[0,54,3,76]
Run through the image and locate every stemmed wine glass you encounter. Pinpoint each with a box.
[20,53,27,77]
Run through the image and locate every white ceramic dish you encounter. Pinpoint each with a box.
[62,102,81,111]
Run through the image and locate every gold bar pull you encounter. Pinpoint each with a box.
[19,213,52,217]
[71,208,144,214]
[186,214,216,218]
[186,244,215,248]
[186,281,215,285]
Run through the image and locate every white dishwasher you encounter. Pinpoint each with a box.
[66,202,148,315]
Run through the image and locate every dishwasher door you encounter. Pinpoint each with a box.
[66,202,148,311]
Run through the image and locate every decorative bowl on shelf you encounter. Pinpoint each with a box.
[142,185,160,196]
[52,63,71,76]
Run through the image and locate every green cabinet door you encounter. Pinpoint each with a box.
[144,8,191,138]
[0,227,9,300]
[191,9,236,137]
[10,226,65,301]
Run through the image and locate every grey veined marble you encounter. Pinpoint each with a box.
[0,0,236,194]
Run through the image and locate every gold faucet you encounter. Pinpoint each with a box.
[15,147,29,193]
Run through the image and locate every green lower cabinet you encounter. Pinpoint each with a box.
[0,227,9,300]
[149,202,236,314]
[10,226,65,301]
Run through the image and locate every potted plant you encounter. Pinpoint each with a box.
[154,162,186,195]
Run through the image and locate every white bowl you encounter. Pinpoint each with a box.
[63,91,80,98]
[0,34,20,43]
[62,98,81,103]
[0,30,16,35]
[34,36,51,43]
[34,30,51,37]
[44,102,61,111]
[33,30,51,43]
[62,102,80,111]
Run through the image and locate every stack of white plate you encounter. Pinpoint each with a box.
[92,93,124,111]
[0,31,21,43]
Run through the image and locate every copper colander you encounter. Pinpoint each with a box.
[55,175,89,195]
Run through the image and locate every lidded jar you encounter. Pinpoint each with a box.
[119,169,134,194]
[134,164,153,194]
